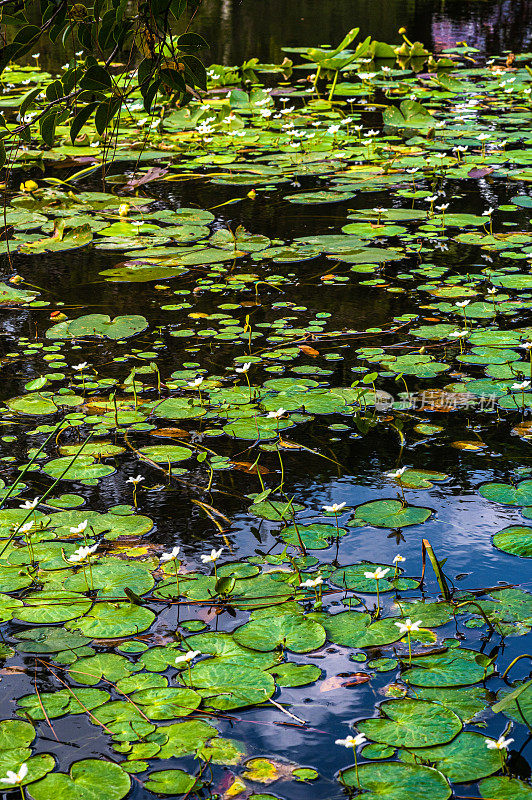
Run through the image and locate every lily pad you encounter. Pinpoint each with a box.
[492,526,532,557]
[143,769,198,795]
[400,732,501,782]
[340,761,451,800]
[233,612,326,653]
[46,314,148,340]
[351,500,433,528]
[29,758,130,800]
[357,698,462,748]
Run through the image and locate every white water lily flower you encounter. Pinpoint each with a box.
[436,203,449,211]
[300,576,323,588]
[73,362,88,371]
[520,342,532,350]
[267,408,287,419]
[483,206,495,216]
[201,548,223,564]
[364,567,390,580]
[425,195,438,203]
[19,522,34,534]
[127,475,144,485]
[395,618,422,634]
[70,520,88,535]
[373,207,385,214]
[477,133,490,141]
[393,554,406,564]
[68,543,98,563]
[485,735,514,750]
[188,377,204,388]
[455,300,470,308]
[235,362,251,374]
[487,287,497,295]
[0,763,28,785]
[512,381,531,391]
[323,502,346,513]
[449,330,468,339]
[19,498,39,510]
[335,733,366,747]
[327,125,341,135]
[175,650,201,665]
[160,547,180,563]
[386,466,407,479]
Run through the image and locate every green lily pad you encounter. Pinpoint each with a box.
[185,663,275,710]
[479,480,532,506]
[47,314,148,340]
[63,559,154,597]
[351,500,433,528]
[68,654,141,685]
[479,777,532,800]
[268,663,322,687]
[400,732,501,782]
[492,526,532,557]
[17,688,109,719]
[358,698,462,748]
[313,611,403,648]
[138,444,192,463]
[130,687,201,719]
[330,563,416,593]
[143,768,198,795]
[281,523,346,549]
[42,455,115,481]
[156,720,218,759]
[340,761,451,800]
[233,612,326,653]
[0,754,55,787]
[67,603,155,638]
[29,758,130,800]
[411,686,488,723]
[402,647,494,687]
[15,591,92,623]
[7,394,58,415]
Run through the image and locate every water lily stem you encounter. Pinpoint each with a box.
[352,745,360,788]
[501,653,532,680]
[174,560,180,598]
[328,69,339,102]
[276,443,285,493]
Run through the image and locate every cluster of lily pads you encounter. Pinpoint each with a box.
[0,25,531,800]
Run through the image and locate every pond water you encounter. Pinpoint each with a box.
[1,2,532,800]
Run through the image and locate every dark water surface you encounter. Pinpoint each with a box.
[195,0,532,65]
